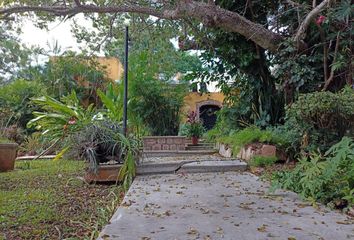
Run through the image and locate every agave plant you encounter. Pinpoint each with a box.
[69,120,140,190]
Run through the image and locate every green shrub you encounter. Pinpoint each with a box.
[130,78,186,136]
[39,54,108,100]
[218,126,284,156]
[285,87,354,152]
[128,50,189,136]
[204,127,221,142]
[250,156,278,167]
[0,79,45,130]
[271,137,354,208]
[204,114,234,142]
[268,120,304,160]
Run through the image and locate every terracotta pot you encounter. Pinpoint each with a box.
[84,164,122,183]
[0,143,18,172]
[191,136,198,145]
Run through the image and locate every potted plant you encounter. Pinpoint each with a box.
[0,133,18,172]
[185,111,205,145]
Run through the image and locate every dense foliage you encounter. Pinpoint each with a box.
[285,87,354,152]
[36,54,109,101]
[272,137,354,209]
[128,48,190,136]
[0,79,45,130]
[194,0,353,133]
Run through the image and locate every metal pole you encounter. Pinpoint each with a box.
[123,26,128,136]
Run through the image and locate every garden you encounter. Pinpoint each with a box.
[1,0,354,239]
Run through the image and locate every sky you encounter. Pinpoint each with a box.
[20,15,93,55]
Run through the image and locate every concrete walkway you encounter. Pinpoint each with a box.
[99,172,354,240]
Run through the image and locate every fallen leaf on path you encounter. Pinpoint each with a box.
[187,227,199,235]
[101,234,110,239]
[257,224,267,232]
[336,221,352,225]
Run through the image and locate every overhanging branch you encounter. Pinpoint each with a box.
[0,1,282,52]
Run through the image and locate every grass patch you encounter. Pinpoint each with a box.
[249,156,278,167]
[0,160,123,240]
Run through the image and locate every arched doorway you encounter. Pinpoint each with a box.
[196,100,222,130]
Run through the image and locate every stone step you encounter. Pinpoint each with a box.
[186,146,215,151]
[186,142,214,146]
[137,159,247,175]
[136,161,189,175]
[142,150,217,158]
[177,160,247,173]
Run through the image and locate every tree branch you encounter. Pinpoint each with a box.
[0,1,282,52]
[0,4,170,19]
[294,0,331,43]
[323,32,340,90]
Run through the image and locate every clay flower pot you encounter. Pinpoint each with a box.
[0,143,18,172]
[191,136,199,145]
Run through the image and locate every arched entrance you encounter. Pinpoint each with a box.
[196,100,222,130]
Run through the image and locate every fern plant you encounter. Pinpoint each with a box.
[272,137,354,209]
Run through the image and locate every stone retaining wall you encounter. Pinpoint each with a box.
[217,142,277,161]
[143,136,186,151]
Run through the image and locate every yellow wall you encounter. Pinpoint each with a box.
[181,92,225,122]
[96,57,123,81]
[50,56,123,81]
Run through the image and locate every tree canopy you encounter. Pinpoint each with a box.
[0,0,339,52]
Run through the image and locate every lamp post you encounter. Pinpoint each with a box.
[122,26,129,136]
